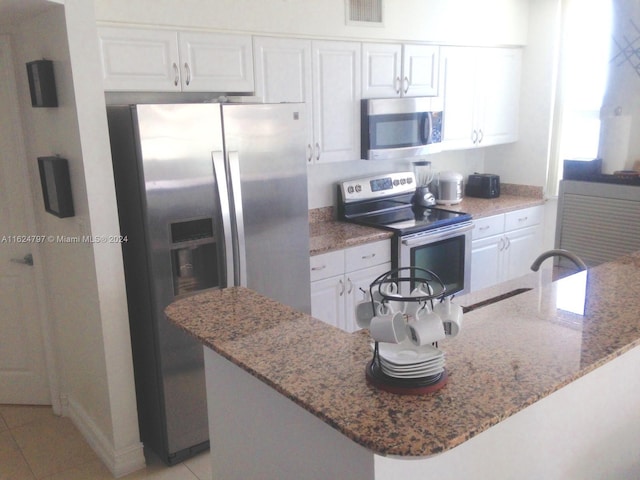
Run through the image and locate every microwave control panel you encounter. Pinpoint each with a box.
[340,171,416,203]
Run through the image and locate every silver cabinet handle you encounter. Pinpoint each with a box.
[346,278,353,295]
[361,253,376,260]
[518,216,528,223]
[338,279,345,296]
[311,265,326,271]
[212,152,234,287]
[307,144,313,163]
[315,142,320,162]
[479,225,490,231]
[478,129,484,144]
[172,62,179,86]
[395,76,401,95]
[11,253,33,266]
[403,76,409,94]
[184,62,191,86]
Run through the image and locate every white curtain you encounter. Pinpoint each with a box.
[546,0,613,196]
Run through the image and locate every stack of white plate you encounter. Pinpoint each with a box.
[376,341,445,379]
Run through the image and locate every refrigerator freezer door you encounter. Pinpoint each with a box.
[222,103,311,314]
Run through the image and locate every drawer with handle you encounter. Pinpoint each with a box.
[309,250,344,282]
[472,214,505,240]
[505,206,542,231]
[344,240,391,272]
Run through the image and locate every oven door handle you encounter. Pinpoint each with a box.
[401,222,474,246]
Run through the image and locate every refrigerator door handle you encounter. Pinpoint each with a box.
[212,151,235,287]
[228,151,247,287]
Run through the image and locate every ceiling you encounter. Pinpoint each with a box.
[0,0,58,27]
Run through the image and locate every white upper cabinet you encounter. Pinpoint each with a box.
[311,40,362,163]
[97,26,254,92]
[362,43,439,98]
[253,37,314,161]
[440,46,521,150]
[253,37,361,163]
[178,32,254,92]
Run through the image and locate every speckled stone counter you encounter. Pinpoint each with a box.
[309,185,544,255]
[165,251,640,459]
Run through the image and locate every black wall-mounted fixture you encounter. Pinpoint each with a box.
[37,156,74,218]
[26,60,58,108]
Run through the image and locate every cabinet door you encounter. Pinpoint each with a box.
[362,43,402,98]
[478,48,521,146]
[178,32,254,92]
[504,226,540,282]
[311,41,362,163]
[253,37,314,162]
[97,27,180,91]
[402,45,439,97]
[470,235,503,292]
[440,47,476,150]
[310,275,345,329]
[344,263,391,333]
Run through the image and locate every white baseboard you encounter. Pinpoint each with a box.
[61,395,146,478]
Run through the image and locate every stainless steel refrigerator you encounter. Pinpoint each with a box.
[106,103,311,465]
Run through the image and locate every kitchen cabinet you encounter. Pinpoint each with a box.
[253,37,361,163]
[440,47,521,150]
[97,27,254,92]
[310,240,390,332]
[470,206,543,292]
[362,43,439,98]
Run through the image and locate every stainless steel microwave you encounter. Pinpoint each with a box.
[361,97,443,160]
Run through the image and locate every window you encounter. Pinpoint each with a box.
[547,0,613,196]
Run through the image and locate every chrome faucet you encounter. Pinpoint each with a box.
[530,249,587,272]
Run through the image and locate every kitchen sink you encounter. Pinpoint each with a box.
[462,288,532,314]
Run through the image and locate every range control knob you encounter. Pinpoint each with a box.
[355,184,362,193]
[407,177,413,184]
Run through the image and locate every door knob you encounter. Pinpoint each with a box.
[11,253,34,266]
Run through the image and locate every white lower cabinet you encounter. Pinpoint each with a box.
[310,240,390,332]
[470,206,543,292]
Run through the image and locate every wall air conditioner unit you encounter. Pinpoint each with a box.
[346,0,384,26]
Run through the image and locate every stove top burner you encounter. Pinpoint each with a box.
[346,205,471,236]
[337,172,472,236]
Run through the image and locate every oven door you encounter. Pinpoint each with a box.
[395,222,473,297]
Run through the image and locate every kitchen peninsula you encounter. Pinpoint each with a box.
[165,252,640,480]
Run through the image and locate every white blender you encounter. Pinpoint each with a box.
[412,160,436,207]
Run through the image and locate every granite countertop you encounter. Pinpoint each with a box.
[165,251,640,458]
[309,185,545,255]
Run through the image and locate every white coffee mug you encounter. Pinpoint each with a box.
[355,299,381,329]
[406,311,445,346]
[433,297,463,337]
[369,311,406,344]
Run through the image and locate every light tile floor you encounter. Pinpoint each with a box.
[0,405,211,480]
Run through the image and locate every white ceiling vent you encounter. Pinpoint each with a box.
[346,0,383,26]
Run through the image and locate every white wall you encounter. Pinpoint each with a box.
[94,0,530,46]
[5,1,143,476]
[484,0,561,190]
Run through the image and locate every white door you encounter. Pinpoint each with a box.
[310,276,344,329]
[361,42,402,98]
[402,44,440,97]
[311,40,362,163]
[0,37,50,404]
[253,36,314,162]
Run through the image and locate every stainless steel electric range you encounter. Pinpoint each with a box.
[338,171,473,297]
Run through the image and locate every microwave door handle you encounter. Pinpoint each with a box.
[228,151,247,288]
[212,151,235,288]
[421,112,433,145]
